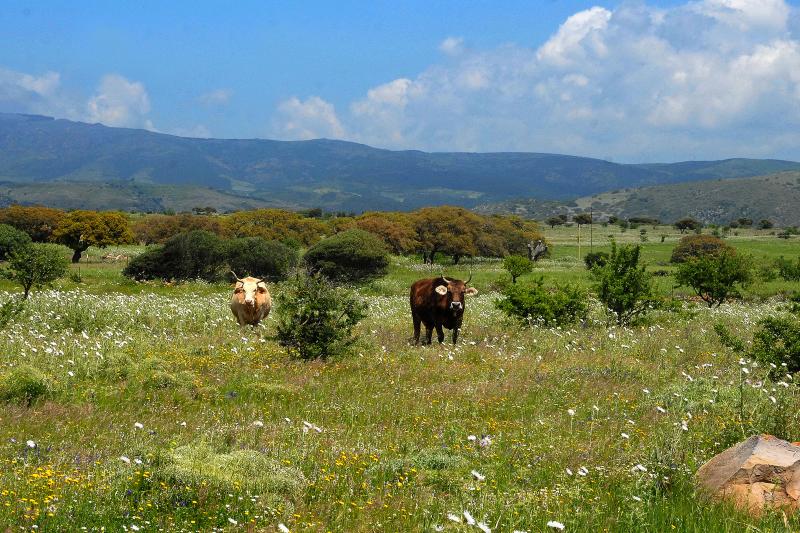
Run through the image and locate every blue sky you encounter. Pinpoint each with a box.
[2,0,800,161]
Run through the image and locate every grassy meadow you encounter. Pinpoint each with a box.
[1,226,800,532]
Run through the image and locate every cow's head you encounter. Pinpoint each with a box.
[435,272,478,314]
[232,271,267,307]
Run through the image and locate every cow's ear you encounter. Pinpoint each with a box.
[465,287,478,296]
[435,285,448,295]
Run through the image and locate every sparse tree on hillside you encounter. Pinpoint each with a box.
[674,217,702,234]
[546,216,566,229]
[759,219,774,230]
[573,213,593,227]
[52,210,134,263]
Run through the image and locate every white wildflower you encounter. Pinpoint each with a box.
[278,524,290,533]
[463,510,476,525]
[120,456,131,464]
[26,440,36,448]
[471,470,485,481]
[547,520,565,530]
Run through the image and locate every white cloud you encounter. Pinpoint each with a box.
[276,0,800,161]
[536,7,612,66]
[86,74,151,128]
[273,96,345,139]
[439,36,465,56]
[197,88,232,105]
[0,67,73,116]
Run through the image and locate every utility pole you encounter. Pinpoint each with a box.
[590,206,593,253]
[577,223,581,260]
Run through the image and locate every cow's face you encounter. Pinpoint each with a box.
[234,279,267,307]
[435,280,478,313]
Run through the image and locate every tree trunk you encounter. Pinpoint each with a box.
[71,249,83,263]
[453,255,460,265]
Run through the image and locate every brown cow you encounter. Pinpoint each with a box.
[410,273,478,345]
[230,272,272,326]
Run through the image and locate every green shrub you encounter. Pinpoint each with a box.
[591,241,656,326]
[275,273,367,360]
[751,316,800,374]
[670,234,730,263]
[496,277,588,326]
[123,230,226,282]
[159,442,306,498]
[675,249,752,307]
[717,316,800,376]
[0,296,25,330]
[775,256,800,281]
[584,251,609,270]
[502,255,533,283]
[0,365,50,405]
[225,237,298,281]
[304,229,389,282]
[5,243,69,298]
[0,223,31,260]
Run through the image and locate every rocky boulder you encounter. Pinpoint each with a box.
[696,434,800,514]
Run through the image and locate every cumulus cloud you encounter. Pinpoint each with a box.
[273,96,346,140]
[0,67,74,116]
[439,36,465,56]
[197,88,232,105]
[86,74,151,128]
[272,0,800,161]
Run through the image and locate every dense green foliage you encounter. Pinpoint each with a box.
[583,251,609,269]
[496,277,588,326]
[502,255,534,284]
[304,229,389,282]
[225,238,298,281]
[0,364,50,406]
[0,223,31,260]
[123,231,227,282]
[670,235,730,263]
[591,242,655,325]
[5,243,69,298]
[274,273,368,360]
[675,250,753,307]
[674,217,702,233]
[751,316,800,374]
[775,256,800,281]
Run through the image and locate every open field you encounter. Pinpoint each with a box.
[1,229,800,531]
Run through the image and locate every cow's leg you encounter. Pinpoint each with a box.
[452,327,459,345]
[435,324,445,344]
[412,314,422,345]
[424,324,433,345]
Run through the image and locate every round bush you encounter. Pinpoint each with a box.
[0,365,50,406]
[670,235,730,263]
[226,238,298,281]
[304,229,389,282]
[0,223,31,260]
[123,230,226,281]
[584,251,609,270]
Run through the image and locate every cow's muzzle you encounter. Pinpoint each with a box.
[450,301,463,310]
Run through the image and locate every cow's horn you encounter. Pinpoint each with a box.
[230,270,244,283]
[440,271,451,284]
[465,271,473,285]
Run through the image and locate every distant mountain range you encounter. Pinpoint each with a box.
[477,171,800,227]
[2,112,800,213]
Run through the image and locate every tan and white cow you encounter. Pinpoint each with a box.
[230,272,272,326]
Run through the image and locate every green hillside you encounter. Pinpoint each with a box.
[3,113,799,212]
[477,171,800,226]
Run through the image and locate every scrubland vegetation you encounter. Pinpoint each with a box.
[0,207,799,531]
